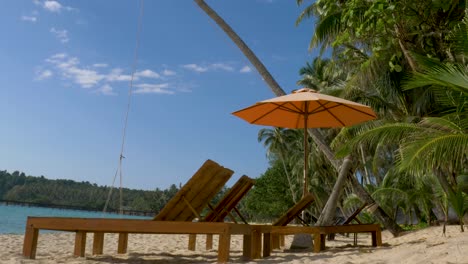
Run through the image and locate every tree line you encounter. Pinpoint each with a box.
[0,170,179,213]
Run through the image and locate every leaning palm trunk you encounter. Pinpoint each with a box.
[193,0,403,239]
[315,156,353,225]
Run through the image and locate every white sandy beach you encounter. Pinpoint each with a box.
[1,225,467,264]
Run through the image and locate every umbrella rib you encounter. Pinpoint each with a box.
[317,101,346,126]
[249,102,302,124]
[341,104,377,118]
[309,102,376,119]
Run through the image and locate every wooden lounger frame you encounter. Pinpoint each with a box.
[189,175,255,251]
[22,159,248,263]
[252,223,382,257]
[23,217,253,263]
[154,159,233,221]
[271,193,316,249]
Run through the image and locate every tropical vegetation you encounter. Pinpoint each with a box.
[195,0,468,238]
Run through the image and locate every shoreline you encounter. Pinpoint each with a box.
[0,200,153,217]
[1,225,467,263]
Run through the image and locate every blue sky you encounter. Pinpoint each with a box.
[0,0,317,190]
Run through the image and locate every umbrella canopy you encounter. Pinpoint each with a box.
[232,88,377,196]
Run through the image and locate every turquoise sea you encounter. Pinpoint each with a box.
[0,204,151,234]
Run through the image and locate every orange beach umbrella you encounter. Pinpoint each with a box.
[232,88,377,197]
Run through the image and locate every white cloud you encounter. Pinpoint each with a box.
[37,0,76,12]
[240,65,252,73]
[211,63,234,72]
[48,53,67,60]
[43,1,62,12]
[67,68,102,88]
[135,69,160,79]
[182,63,237,73]
[182,64,208,73]
[35,69,53,80]
[162,69,176,76]
[134,83,173,94]
[95,84,116,96]
[106,68,132,82]
[92,63,108,68]
[50,27,69,43]
[21,16,37,22]
[45,53,103,88]
[40,53,180,96]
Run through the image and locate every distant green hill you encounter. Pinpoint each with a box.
[0,170,179,213]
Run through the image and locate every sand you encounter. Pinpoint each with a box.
[1,225,467,264]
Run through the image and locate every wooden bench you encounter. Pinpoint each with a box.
[22,159,250,263]
[252,223,382,257]
[23,217,253,263]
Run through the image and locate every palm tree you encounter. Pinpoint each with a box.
[194,0,403,238]
[258,128,301,203]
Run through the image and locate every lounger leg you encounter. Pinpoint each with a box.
[74,231,87,257]
[263,232,271,258]
[117,233,128,254]
[279,234,285,248]
[372,230,382,247]
[271,234,280,249]
[23,225,39,259]
[206,234,213,250]
[217,232,231,263]
[251,227,262,259]
[242,233,252,260]
[320,234,326,250]
[313,234,321,253]
[93,232,104,255]
[188,234,196,251]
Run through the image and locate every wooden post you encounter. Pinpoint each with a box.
[188,234,196,251]
[313,234,321,253]
[217,231,231,263]
[242,233,252,261]
[117,233,128,254]
[372,230,382,247]
[263,232,271,258]
[93,232,104,255]
[271,234,280,249]
[279,234,285,247]
[319,234,326,251]
[74,231,87,257]
[251,227,262,259]
[206,234,213,250]
[23,225,39,259]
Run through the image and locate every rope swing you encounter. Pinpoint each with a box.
[103,0,145,214]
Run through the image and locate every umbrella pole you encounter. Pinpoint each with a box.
[303,103,309,197]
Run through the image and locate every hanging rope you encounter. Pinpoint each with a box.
[103,0,145,214]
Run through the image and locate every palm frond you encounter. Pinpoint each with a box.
[399,134,468,173]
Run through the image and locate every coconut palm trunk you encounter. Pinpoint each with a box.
[193,0,403,238]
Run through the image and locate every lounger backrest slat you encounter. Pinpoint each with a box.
[154,159,233,221]
[204,175,255,222]
[273,193,315,226]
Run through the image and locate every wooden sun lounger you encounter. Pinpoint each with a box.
[22,159,252,263]
[270,193,316,249]
[253,223,381,257]
[250,195,382,258]
[188,175,255,251]
[23,217,253,263]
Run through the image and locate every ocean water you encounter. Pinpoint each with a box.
[0,204,151,234]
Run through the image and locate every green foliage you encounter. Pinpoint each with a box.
[447,188,468,231]
[243,161,295,222]
[400,222,429,231]
[0,170,177,213]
